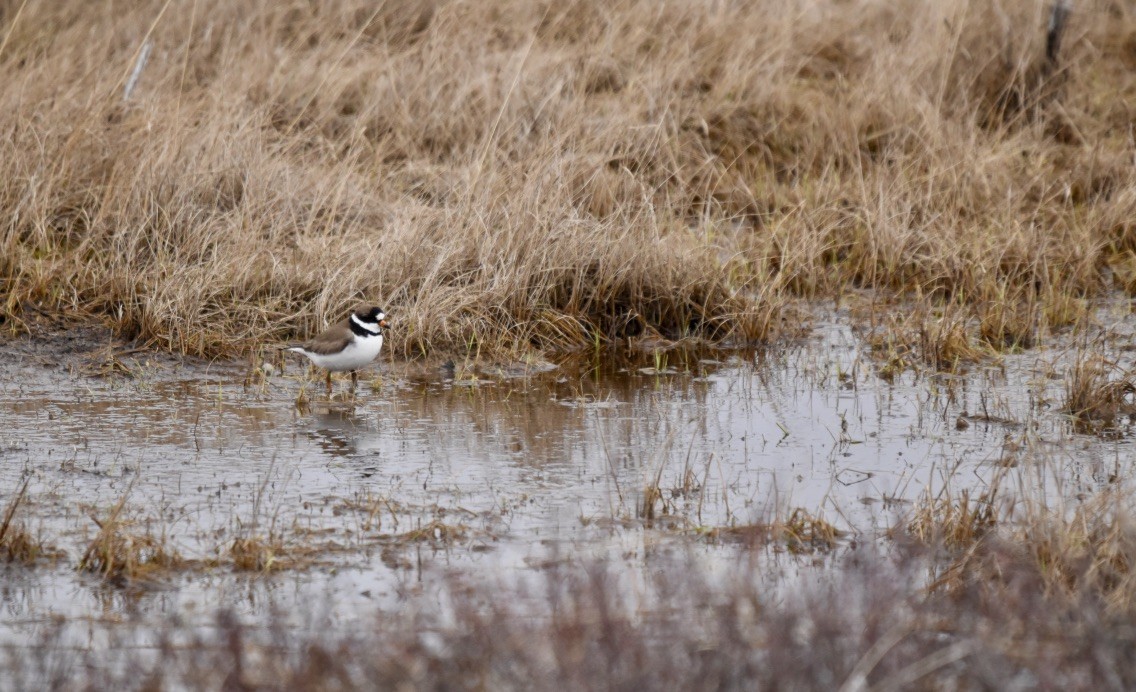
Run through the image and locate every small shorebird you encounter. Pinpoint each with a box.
[288,306,388,397]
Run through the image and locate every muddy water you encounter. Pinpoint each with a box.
[0,313,1130,643]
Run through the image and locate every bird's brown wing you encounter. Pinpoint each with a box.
[298,319,353,355]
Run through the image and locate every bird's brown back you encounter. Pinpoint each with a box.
[297,319,354,355]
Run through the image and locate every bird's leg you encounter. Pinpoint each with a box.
[350,370,358,393]
[325,371,333,398]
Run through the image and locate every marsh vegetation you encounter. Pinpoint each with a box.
[2,0,1134,358]
[4,0,1136,688]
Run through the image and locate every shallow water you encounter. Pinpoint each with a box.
[0,309,1133,650]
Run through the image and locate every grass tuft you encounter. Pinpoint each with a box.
[228,535,286,573]
[0,481,61,564]
[77,476,181,583]
[79,512,182,584]
[907,488,1000,553]
[866,303,987,377]
[1063,353,1136,434]
[708,508,844,554]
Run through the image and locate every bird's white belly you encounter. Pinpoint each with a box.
[298,334,383,371]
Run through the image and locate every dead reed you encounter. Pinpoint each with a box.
[1063,352,1136,434]
[902,460,1136,620]
[0,0,1132,358]
[0,481,30,561]
[0,481,60,563]
[907,487,1001,552]
[864,302,988,378]
[78,505,183,583]
[228,535,287,573]
[12,509,1136,690]
[703,507,844,554]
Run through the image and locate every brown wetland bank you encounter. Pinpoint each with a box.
[4,0,1136,688]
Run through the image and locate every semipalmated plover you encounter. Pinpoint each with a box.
[289,306,388,396]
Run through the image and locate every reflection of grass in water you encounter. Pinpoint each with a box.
[5,480,487,577]
[636,440,844,553]
[13,478,1136,689]
[8,428,1136,689]
[633,425,847,555]
[229,457,292,573]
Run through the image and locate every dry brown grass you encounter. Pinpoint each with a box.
[228,534,287,573]
[0,0,1133,357]
[0,481,30,560]
[907,487,1001,552]
[1063,352,1136,434]
[0,521,44,564]
[864,302,988,377]
[705,507,844,554]
[0,481,62,563]
[19,490,1136,690]
[904,463,1136,616]
[78,498,183,583]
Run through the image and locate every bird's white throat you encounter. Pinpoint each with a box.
[350,313,382,335]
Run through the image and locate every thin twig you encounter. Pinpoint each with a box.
[0,478,30,545]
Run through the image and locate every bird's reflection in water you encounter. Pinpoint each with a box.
[306,404,362,458]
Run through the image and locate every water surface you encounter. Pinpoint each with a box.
[0,310,1130,647]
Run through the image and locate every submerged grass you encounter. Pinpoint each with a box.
[1063,352,1136,434]
[864,302,990,378]
[228,535,287,573]
[707,507,845,554]
[76,475,182,583]
[78,509,183,584]
[1,0,1134,358]
[11,486,1136,689]
[0,481,62,564]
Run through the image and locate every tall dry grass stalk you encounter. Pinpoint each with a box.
[1063,352,1136,433]
[13,506,1136,689]
[1,0,1134,357]
[0,480,59,563]
[908,472,1136,618]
